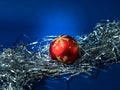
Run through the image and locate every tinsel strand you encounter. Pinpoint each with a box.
[0,20,120,90]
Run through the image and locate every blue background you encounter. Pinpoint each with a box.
[0,0,120,90]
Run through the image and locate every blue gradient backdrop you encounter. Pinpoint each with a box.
[0,0,120,90]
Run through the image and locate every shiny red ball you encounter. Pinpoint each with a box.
[49,35,80,64]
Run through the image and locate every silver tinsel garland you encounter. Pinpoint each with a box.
[0,20,120,90]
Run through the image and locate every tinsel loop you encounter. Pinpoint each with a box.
[0,20,120,90]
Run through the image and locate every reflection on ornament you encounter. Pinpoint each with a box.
[49,35,80,64]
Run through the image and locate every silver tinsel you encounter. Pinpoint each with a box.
[0,20,120,90]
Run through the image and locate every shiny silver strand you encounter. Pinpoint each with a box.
[0,20,120,90]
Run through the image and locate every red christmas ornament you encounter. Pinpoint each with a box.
[49,35,80,64]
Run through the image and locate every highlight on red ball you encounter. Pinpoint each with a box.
[49,35,80,64]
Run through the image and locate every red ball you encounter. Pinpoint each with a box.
[49,35,80,64]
